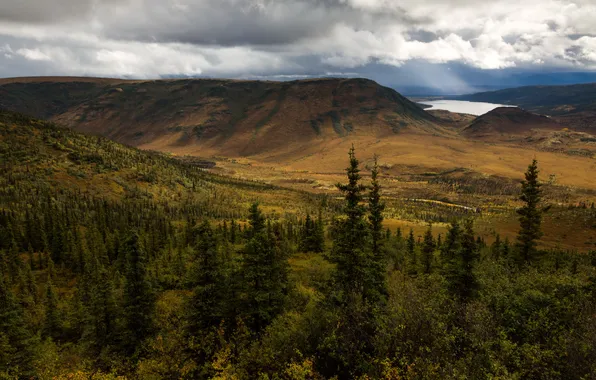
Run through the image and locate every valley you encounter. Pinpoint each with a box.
[1,77,595,252]
[1,76,596,379]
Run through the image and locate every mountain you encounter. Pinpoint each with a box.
[0,77,441,157]
[457,82,596,115]
[462,107,561,139]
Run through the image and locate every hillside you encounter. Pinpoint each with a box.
[0,77,443,157]
[0,110,320,219]
[2,111,596,380]
[462,107,561,138]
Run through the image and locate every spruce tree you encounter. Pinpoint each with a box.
[328,146,372,302]
[421,224,434,274]
[367,156,387,302]
[441,221,461,264]
[369,156,384,260]
[241,203,288,332]
[516,159,543,265]
[82,264,117,354]
[492,234,502,259]
[247,203,265,238]
[187,221,228,334]
[313,209,325,253]
[299,214,315,252]
[230,219,237,244]
[122,231,154,354]
[0,272,36,377]
[407,228,417,274]
[445,220,479,302]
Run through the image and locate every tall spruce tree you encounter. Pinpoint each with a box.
[299,214,315,252]
[445,220,479,302]
[300,212,325,253]
[122,231,154,354]
[241,203,288,332]
[187,221,228,334]
[328,146,372,302]
[368,156,387,302]
[516,159,543,265]
[247,203,265,238]
[441,221,461,264]
[313,209,325,252]
[407,228,417,274]
[83,265,117,354]
[421,224,435,274]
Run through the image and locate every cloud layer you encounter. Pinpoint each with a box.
[1,0,596,84]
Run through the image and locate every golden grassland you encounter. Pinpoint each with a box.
[146,132,596,190]
[142,131,596,252]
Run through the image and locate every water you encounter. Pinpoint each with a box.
[420,100,516,116]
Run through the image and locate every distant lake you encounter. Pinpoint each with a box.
[420,100,516,116]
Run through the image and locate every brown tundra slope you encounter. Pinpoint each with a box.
[0,77,447,156]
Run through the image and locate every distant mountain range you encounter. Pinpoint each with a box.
[455,82,596,131]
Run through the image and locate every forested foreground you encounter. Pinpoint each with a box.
[1,111,596,379]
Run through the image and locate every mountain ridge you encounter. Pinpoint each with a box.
[0,76,447,157]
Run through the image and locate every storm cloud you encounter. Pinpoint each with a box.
[1,0,596,89]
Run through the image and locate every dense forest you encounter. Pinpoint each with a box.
[1,110,596,379]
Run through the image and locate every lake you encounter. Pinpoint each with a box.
[420,100,516,116]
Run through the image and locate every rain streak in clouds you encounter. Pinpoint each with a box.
[1,0,596,88]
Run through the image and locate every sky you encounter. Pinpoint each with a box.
[1,0,596,94]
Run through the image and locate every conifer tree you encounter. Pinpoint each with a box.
[247,203,265,238]
[502,237,511,258]
[230,219,237,244]
[0,272,36,377]
[300,212,325,253]
[241,204,288,332]
[83,265,118,354]
[313,209,325,252]
[441,221,461,264]
[516,159,543,265]
[122,231,154,354]
[407,228,417,274]
[367,155,387,302]
[369,156,384,260]
[421,224,434,274]
[492,234,502,259]
[328,146,372,301]
[445,220,479,302]
[299,214,315,252]
[187,221,228,334]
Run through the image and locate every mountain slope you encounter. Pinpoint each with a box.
[462,107,561,139]
[0,110,319,217]
[0,77,443,157]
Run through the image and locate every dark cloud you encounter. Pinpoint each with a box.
[0,0,595,86]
